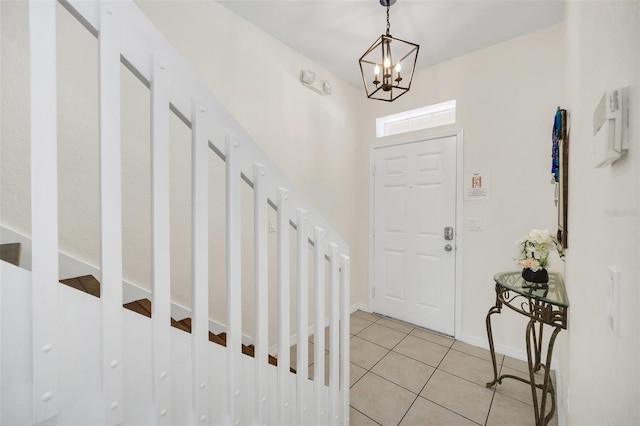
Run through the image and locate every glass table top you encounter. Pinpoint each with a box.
[494,271,569,308]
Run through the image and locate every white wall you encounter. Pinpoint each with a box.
[360,24,566,351]
[562,1,640,424]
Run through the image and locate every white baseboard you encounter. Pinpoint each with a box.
[350,302,371,314]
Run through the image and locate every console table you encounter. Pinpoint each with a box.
[485,271,569,426]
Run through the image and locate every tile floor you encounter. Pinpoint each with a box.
[343,311,557,426]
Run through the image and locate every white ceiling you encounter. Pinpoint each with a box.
[217,0,565,88]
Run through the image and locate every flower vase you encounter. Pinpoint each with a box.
[521,268,549,285]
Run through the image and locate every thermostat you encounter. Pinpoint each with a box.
[593,87,629,167]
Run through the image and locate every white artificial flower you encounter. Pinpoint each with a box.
[515,229,564,270]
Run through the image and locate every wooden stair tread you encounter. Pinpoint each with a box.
[170,317,228,348]
[56,275,292,370]
[123,299,152,318]
[0,243,21,266]
[171,318,191,333]
[60,275,101,298]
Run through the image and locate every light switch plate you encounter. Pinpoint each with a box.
[469,218,483,231]
[607,266,621,335]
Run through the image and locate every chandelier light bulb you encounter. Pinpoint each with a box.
[395,62,403,83]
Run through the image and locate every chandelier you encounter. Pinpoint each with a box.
[359,0,419,102]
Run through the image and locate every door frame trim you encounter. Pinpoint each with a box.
[368,128,464,338]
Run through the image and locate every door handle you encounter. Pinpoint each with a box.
[444,244,453,252]
[444,226,454,241]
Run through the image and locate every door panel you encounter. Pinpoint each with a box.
[383,184,407,233]
[416,254,441,309]
[373,136,456,335]
[384,249,406,301]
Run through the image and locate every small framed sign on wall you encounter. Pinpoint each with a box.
[464,170,491,200]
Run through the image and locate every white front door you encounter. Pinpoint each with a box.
[372,135,457,335]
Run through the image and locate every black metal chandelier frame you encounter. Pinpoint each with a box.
[359,0,419,102]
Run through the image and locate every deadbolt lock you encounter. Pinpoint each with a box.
[444,226,454,241]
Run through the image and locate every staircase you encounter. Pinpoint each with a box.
[1,0,350,424]
[59,274,287,370]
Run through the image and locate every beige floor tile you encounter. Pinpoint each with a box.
[350,362,367,387]
[399,396,478,426]
[393,335,449,367]
[349,407,381,426]
[350,336,389,370]
[357,323,407,349]
[410,328,455,348]
[351,316,375,335]
[452,340,498,363]
[439,348,496,387]
[535,368,556,385]
[352,310,381,322]
[502,356,556,384]
[421,369,494,425]
[502,355,531,374]
[495,366,544,407]
[351,372,417,426]
[371,351,435,394]
[486,392,536,426]
[376,317,415,333]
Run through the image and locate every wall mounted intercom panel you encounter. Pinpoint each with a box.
[593,87,629,167]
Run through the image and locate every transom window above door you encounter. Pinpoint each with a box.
[376,100,456,138]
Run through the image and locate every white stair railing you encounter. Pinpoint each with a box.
[19,0,351,424]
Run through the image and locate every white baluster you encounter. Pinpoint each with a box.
[99,4,124,424]
[328,244,340,424]
[295,208,309,426]
[313,227,325,424]
[29,0,59,422]
[253,164,268,424]
[151,56,172,425]
[226,136,243,425]
[276,188,291,425]
[340,255,351,426]
[192,99,210,424]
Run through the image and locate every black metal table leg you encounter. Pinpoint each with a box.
[485,305,502,388]
[526,318,561,426]
[485,284,502,388]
